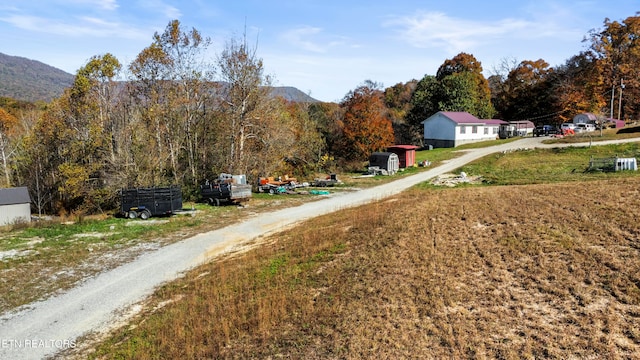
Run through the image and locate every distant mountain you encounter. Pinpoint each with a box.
[269,86,319,103]
[0,52,74,103]
[0,53,320,104]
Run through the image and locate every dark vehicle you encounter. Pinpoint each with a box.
[120,186,182,219]
[533,124,559,137]
[200,174,252,206]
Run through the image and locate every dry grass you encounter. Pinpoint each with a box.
[84,177,640,359]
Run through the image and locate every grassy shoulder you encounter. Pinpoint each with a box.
[454,141,640,186]
[0,195,325,312]
[84,176,640,359]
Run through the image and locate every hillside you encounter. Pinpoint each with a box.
[269,86,319,102]
[0,53,320,104]
[0,52,74,103]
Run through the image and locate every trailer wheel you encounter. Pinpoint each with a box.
[139,210,151,220]
[128,211,137,219]
[269,187,275,194]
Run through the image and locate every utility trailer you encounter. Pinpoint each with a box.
[120,185,182,219]
[200,174,252,206]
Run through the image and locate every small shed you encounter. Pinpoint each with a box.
[368,152,399,175]
[606,118,626,128]
[387,145,418,168]
[0,187,31,226]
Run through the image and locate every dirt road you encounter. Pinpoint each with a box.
[0,136,636,359]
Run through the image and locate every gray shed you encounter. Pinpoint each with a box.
[368,152,399,175]
[0,187,31,226]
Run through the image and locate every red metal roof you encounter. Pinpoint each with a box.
[440,111,483,124]
[482,119,508,125]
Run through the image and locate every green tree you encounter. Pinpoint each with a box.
[434,53,495,119]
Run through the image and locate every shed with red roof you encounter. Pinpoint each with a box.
[387,145,418,168]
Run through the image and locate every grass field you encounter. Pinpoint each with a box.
[76,143,640,359]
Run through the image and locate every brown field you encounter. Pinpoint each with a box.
[84,177,640,359]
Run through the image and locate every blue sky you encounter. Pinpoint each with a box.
[1,1,638,102]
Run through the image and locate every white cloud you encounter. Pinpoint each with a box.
[280,26,351,53]
[384,11,579,54]
[2,14,148,40]
[137,0,182,19]
[57,0,119,11]
[281,26,327,53]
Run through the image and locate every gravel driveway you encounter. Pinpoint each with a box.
[0,136,636,359]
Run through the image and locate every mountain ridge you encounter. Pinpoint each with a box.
[0,52,319,104]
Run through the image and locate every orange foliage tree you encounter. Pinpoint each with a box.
[587,14,640,120]
[339,81,394,161]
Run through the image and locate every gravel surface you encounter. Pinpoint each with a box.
[0,136,636,359]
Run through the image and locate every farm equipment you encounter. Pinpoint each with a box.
[120,185,182,219]
[312,173,341,187]
[257,175,306,194]
[200,174,252,206]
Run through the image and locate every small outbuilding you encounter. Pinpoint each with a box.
[368,152,399,175]
[387,145,418,168]
[0,187,31,226]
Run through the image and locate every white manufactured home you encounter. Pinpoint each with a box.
[421,111,499,148]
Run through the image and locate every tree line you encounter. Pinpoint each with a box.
[0,14,638,216]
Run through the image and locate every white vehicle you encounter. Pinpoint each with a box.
[575,123,596,133]
[561,123,576,131]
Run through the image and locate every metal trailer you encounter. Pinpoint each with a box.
[312,173,340,187]
[120,185,182,219]
[200,174,252,206]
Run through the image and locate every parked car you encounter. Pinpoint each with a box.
[575,123,596,133]
[533,125,559,137]
[561,123,576,131]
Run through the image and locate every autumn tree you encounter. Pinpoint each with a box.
[0,107,19,186]
[210,42,326,181]
[307,101,342,170]
[587,14,640,120]
[496,59,557,123]
[384,80,417,144]
[279,101,326,175]
[338,80,394,161]
[128,20,213,186]
[552,52,606,123]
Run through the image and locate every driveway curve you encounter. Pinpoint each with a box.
[0,136,638,359]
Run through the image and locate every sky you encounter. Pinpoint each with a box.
[0,1,638,103]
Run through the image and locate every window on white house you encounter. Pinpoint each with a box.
[484,128,489,135]
[472,126,478,134]
[460,126,466,134]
